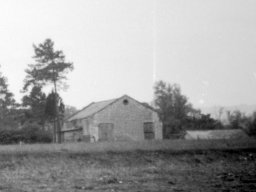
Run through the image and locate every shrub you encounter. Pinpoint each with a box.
[247,117,256,137]
[21,123,52,143]
[184,114,224,130]
[0,123,52,144]
[164,120,186,139]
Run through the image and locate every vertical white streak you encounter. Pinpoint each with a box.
[152,0,156,84]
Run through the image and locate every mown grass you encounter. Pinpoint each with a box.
[0,138,255,155]
[0,147,255,192]
[0,139,255,192]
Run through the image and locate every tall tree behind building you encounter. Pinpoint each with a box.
[23,39,73,143]
[44,91,65,142]
[64,105,78,119]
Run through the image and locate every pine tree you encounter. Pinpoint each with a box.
[23,39,73,143]
[22,86,47,127]
[0,67,17,129]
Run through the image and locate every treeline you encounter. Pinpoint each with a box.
[153,81,256,139]
[0,39,255,144]
[0,39,75,144]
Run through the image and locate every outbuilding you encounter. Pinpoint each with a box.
[61,95,162,142]
[185,129,249,140]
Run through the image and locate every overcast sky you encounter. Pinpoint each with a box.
[0,0,256,109]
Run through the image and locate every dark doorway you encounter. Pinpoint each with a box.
[98,123,114,141]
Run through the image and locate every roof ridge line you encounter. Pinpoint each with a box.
[93,97,118,104]
[67,95,155,121]
[88,95,125,117]
[66,102,95,121]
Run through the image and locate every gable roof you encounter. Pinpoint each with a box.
[67,95,156,121]
[67,98,117,121]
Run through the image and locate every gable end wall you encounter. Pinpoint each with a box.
[92,96,162,141]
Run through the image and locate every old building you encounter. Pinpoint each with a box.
[61,95,162,142]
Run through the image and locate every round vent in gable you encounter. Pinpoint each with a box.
[123,99,129,105]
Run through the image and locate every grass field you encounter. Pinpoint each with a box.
[0,139,256,192]
[1,138,256,154]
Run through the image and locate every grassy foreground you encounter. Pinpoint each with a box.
[1,138,256,154]
[0,139,255,192]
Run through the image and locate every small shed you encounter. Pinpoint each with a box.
[61,95,162,142]
[185,129,249,140]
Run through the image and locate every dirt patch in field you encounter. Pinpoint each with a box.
[0,150,255,191]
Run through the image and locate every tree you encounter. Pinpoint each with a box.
[227,110,247,129]
[225,110,256,135]
[45,91,65,142]
[247,112,256,136]
[0,67,17,129]
[22,86,47,127]
[45,91,65,121]
[64,105,78,119]
[184,114,223,130]
[23,39,73,143]
[154,80,193,138]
